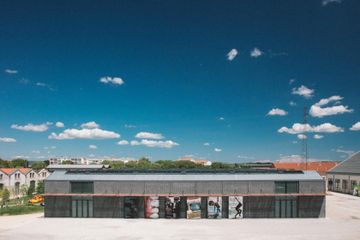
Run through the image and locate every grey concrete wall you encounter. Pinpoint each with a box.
[44,196,71,217]
[299,181,325,194]
[45,181,70,193]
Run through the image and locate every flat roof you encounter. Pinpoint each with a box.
[46,169,323,182]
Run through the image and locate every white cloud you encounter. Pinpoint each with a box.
[89,144,97,149]
[250,48,263,58]
[11,122,51,132]
[350,122,360,131]
[0,137,16,143]
[135,132,164,140]
[227,49,238,61]
[322,0,342,6]
[276,154,328,163]
[289,79,296,85]
[289,101,297,107]
[49,128,120,140]
[55,122,64,128]
[297,134,307,140]
[100,76,124,85]
[292,85,314,98]
[130,139,179,148]
[267,108,288,116]
[336,149,354,156]
[219,117,225,121]
[278,122,343,134]
[203,142,210,146]
[5,69,18,74]
[314,134,324,139]
[117,140,129,145]
[32,150,40,154]
[309,95,353,118]
[214,148,222,152]
[36,82,55,91]
[81,121,100,129]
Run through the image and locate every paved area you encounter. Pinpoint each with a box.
[0,192,359,240]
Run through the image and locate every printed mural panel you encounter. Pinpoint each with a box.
[165,196,181,218]
[145,196,159,219]
[207,197,222,219]
[228,196,243,219]
[187,197,201,219]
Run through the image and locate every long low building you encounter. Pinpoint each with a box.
[44,169,326,219]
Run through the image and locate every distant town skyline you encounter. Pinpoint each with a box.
[0,0,359,162]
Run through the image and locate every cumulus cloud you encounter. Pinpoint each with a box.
[5,69,18,74]
[89,144,97,149]
[0,137,16,142]
[36,82,55,91]
[336,149,354,156]
[250,48,263,58]
[297,134,307,140]
[81,121,100,129]
[314,134,324,139]
[278,123,343,134]
[276,154,328,163]
[203,142,210,146]
[117,140,129,145]
[49,128,120,140]
[214,148,222,152]
[309,96,353,118]
[350,122,360,131]
[227,49,238,61]
[267,108,288,116]
[55,122,64,128]
[130,139,179,148]
[292,85,314,98]
[100,76,124,85]
[135,132,164,139]
[322,0,342,6]
[11,122,52,132]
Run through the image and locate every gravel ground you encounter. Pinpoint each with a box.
[0,192,359,240]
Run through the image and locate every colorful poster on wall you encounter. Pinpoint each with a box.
[145,196,159,219]
[165,197,181,218]
[207,197,222,219]
[228,196,243,219]
[187,197,201,219]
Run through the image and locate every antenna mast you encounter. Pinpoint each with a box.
[302,106,308,170]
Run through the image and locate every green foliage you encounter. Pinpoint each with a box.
[0,188,10,206]
[36,181,44,194]
[0,205,43,216]
[20,184,29,196]
[31,161,48,170]
[27,185,35,197]
[0,158,28,168]
[62,160,74,165]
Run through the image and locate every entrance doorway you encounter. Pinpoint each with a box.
[71,197,93,218]
[275,197,298,218]
[124,197,143,218]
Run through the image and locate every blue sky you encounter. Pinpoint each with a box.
[0,0,359,162]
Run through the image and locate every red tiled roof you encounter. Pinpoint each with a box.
[274,162,337,176]
[0,168,32,175]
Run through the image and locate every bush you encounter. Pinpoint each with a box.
[0,205,43,216]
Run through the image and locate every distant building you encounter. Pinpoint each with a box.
[177,157,212,166]
[0,168,50,198]
[327,152,360,194]
[274,161,337,176]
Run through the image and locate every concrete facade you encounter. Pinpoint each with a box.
[44,169,326,219]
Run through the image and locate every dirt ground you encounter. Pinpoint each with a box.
[0,192,359,240]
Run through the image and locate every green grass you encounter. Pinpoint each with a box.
[0,205,43,216]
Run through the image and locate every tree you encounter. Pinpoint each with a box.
[62,160,74,165]
[31,161,47,170]
[20,184,29,197]
[36,181,44,194]
[27,185,35,197]
[1,188,10,207]
[9,158,28,168]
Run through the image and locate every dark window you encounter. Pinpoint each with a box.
[275,182,299,194]
[71,182,94,193]
[342,180,348,190]
[0,183,3,191]
[275,196,298,218]
[335,179,340,190]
